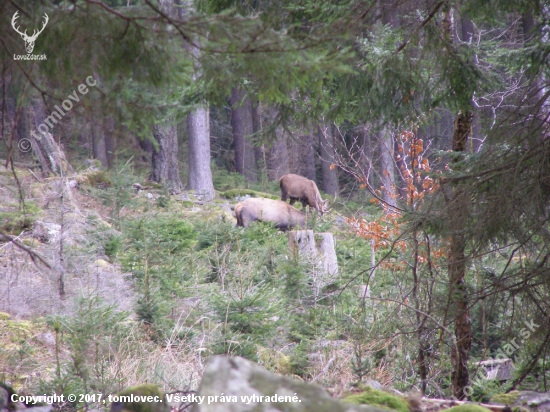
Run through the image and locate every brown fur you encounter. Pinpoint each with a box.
[279,174,328,215]
[234,197,305,230]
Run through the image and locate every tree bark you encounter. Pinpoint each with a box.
[459,13,482,153]
[378,126,397,211]
[149,0,184,192]
[151,122,183,193]
[183,0,215,200]
[230,88,257,182]
[318,122,339,197]
[251,101,264,174]
[28,99,74,177]
[297,134,316,181]
[266,108,290,180]
[92,118,108,168]
[104,117,116,168]
[187,107,215,200]
[359,125,373,188]
[441,5,474,399]
[448,111,473,400]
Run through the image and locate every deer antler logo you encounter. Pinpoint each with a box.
[11,11,49,54]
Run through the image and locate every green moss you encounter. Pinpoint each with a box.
[3,319,33,341]
[0,202,41,234]
[511,407,530,412]
[85,170,112,188]
[220,189,278,200]
[446,404,493,412]
[343,387,409,412]
[490,391,520,406]
[114,384,169,412]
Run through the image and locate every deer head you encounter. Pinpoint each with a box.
[12,11,49,54]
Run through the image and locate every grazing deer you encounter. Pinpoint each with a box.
[235,197,305,230]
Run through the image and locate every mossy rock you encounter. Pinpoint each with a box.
[446,405,493,412]
[220,189,278,200]
[343,386,409,412]
[81,170,112,187]
[0,382,16,411]
[0,312,10,320]
[110,384,169,412]
[511,407,530,412]
[490,391,520,406]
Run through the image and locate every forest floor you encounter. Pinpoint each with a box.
[0,161,375,404]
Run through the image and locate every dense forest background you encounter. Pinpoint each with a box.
[0,0,549,408]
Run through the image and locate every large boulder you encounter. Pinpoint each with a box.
[191,355,389,412]
[109,384,169,412]
[491,391,550,412]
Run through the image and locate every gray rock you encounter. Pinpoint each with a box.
[516,391,550,412]
[0,386,8,411]
[334,216,349,229]
[24,406,53,412]
[366,380,383,391]
[174,193,191,201]
[36,332,56,348]
[32,221,61,244]
[190,355,388,412]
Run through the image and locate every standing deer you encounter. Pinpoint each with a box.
[12,11,49,54]
[279,174,328,215]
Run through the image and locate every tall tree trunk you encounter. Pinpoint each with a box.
[150,0,183,192]
[394,133,408,201]
[459,13,482,153]
[359,125,373,188]
[266,108,289,180]
[442,6,473,398]
[448,111,473,400]
[230,88,257,182]
[251,101,264,174]
[92,118,108,168]
[28,99,74,177]
[297,134,316,181]
[104,117,116,168]
[90,72,109,168]
[151,123,183,193]
[378,126,397,210]
[182,0,215,200]
[521,6,544,144]
[318,122,339,197]
[187,107,215,200]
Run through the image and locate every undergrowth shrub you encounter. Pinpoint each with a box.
[41,297,131,408]
[0,202,41,234]
[120,216,196,341]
